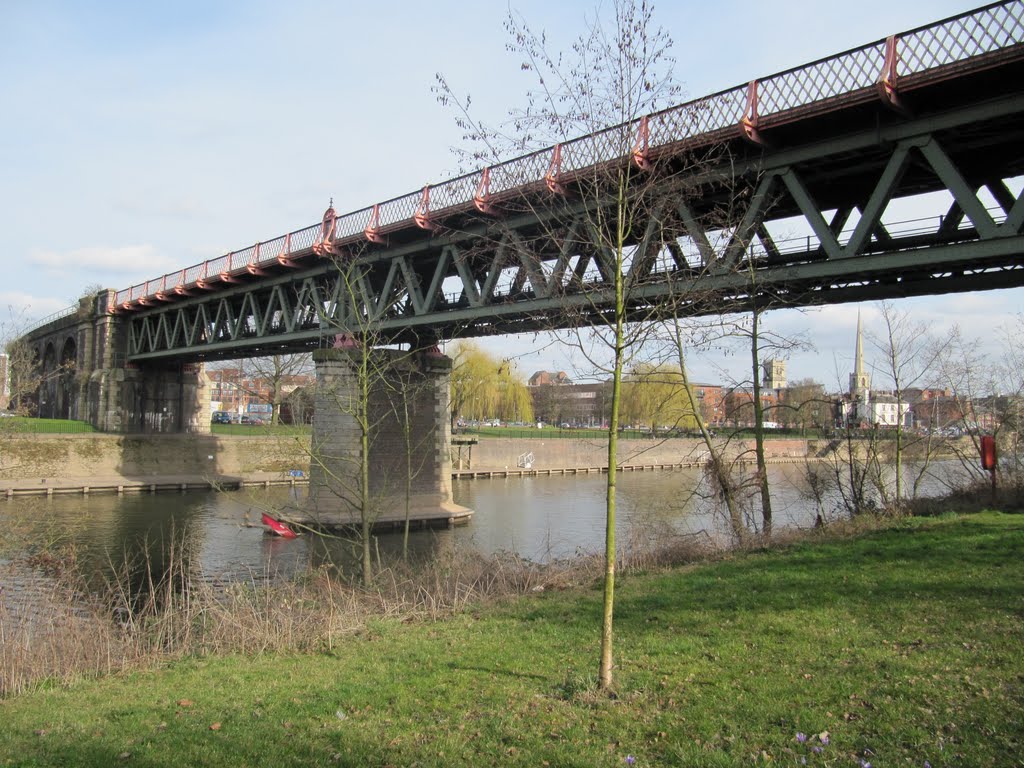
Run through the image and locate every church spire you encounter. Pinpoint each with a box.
[849,310,871,398]
[854,310,865,379]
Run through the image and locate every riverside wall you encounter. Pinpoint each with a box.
[0,432,809,493]
[0,433,310,492]
[460,436,808,471]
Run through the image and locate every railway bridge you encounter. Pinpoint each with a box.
[17,1,1024,521]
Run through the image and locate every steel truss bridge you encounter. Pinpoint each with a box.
[107,1,1024,362]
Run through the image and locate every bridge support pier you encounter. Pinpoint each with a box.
[89,363,211,433]
[307,346,470,527]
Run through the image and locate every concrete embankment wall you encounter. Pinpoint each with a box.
[0,433,311,490]
[461,436,808,471]
[0,433,809,493]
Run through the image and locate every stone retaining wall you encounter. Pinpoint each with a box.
[0,433,809,487]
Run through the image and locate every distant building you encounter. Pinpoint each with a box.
[691,382,725,426]
[528,371,608,426]
[723,387,780,428]
[528,370,572,386]
[848,311,871,399]
[207,367,315,417]
[858,392,911,428]
[838,314,913,428]
[762,359,787,390]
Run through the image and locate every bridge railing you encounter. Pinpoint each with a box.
[109,0,1024,315]
[28,304,79,331]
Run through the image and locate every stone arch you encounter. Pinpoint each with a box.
[57,335,78,419]
[39,341,58,419]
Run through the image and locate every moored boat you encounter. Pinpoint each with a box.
[261,512,298,539]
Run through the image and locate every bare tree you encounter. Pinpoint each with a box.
[867,301,941,506]
[2,308,48,417]
[238,354,314,425]
[936,316,1024,491]
[436,0,688,691]
[778,378,830,435]
[306,254,436,584]
[659,319,749,543]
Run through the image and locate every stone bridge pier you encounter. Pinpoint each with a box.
[21,289,210,433]
[307,345,470,527]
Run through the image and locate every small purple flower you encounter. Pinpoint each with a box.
[625,757,635,766]
[860,761,872,768]
[800,758,807,766]
[924,763,932,768]
[819,734,830,745]
[813,746,823,754]
[796,732,807,743]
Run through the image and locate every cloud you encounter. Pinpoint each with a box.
[0,291,74,330]
[114,194,206,219]
[29,244,178,275]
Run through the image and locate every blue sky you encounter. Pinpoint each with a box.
[2,0,1018,387]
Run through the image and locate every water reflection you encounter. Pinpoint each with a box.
[0,462,966,600]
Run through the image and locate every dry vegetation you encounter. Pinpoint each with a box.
[0,517,739,700]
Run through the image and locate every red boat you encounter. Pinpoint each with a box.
[261,512,298,539]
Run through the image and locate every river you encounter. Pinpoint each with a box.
[0,461,969,594]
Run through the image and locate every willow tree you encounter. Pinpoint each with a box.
[621,363,700,432]
[437,0,689,691]
[448,341,533,426]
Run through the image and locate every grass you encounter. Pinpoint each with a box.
[1,513,1021,767]
[209,423,310,437]
[0,417,95,434]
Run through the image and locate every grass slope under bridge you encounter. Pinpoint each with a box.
[0,512,1021,767]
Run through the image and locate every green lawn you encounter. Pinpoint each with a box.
[0,417,96,434]
[1,513,1021,767]
[209,423,310,437]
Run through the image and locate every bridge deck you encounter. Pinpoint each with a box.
[22,2,1024,363]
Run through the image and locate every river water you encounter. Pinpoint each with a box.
[0,461,969,594]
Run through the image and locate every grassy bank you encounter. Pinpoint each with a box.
[0,417,95,434]
[1,513,1021,767]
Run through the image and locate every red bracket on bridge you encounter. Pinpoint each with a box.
[332,333,359,349]
[474,167,495,214]
[877,35,908,115]
[364,204,386,244]
[632,115,652,170]
[246,243,268,276]
[545,144,566,195]
[277,233,300,267]
[314,204,341,256]
[414,185,438,231]
[741,80,764,144]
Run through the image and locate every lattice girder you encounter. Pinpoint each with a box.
[124,102,1024,362]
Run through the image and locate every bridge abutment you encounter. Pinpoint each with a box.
[306,346,470,527]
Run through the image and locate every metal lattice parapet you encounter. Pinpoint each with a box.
[99,0,1024,318]
[120,95,1024,363]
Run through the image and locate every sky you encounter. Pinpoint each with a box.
[2,0,1019,390]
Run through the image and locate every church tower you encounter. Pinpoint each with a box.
[849,311,871,398]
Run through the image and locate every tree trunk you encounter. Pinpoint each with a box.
[750,306,773,538]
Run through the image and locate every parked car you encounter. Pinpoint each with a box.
[240,415,264,425]
[211,412,232,424]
